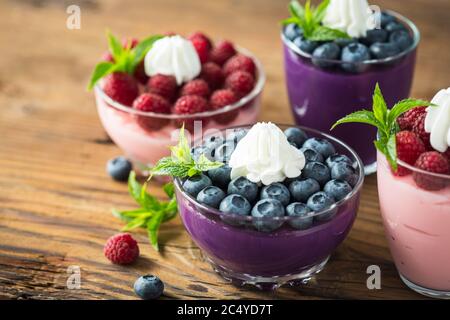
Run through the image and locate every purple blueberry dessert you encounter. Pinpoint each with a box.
[281,0,420,174]
[169,123,364,289]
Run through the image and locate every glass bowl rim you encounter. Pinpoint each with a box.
[280,9,420,66]
[174,123,365,222]
[94,46,265,119]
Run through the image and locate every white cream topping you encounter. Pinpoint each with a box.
[323,0,374,38]
[229,122,306,186]
[144,35,201,85]
[425,88,450,153]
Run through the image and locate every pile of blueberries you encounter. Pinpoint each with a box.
[284,12,414,72]
[184,127,360,233]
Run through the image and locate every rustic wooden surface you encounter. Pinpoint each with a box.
[0,0,449,300]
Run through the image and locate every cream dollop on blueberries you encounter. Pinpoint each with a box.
[229,122,306,185]
[425,88,450,153]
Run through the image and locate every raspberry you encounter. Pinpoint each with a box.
[104,233,140,265]
[147,74,177,101]
[209,40,236,65]
[133,61,148,84]
[223,54,256,77]
[397,107,426,131]
[188,32,212,50]
[103,72,139,107]
[133,93,171,131]
[412,113,431,149]
[173,95,209,115]
[180,79,210,98]
[188,33,211,63]
[200,62,224,89]
[395,131,426,176]
[210,89,239,124]
[413,151,450,190]
[225,71,255,98]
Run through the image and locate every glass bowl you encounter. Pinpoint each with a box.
[175,124,365,290]
[281,10,420,175]
[94,47,265,171]
[377,152,450,298]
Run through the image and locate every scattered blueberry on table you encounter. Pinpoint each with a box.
[134,275,164,300]
[106,156,132,182]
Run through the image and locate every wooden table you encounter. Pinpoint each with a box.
[1,0,449,300]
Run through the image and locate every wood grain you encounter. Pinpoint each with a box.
[0,0,449,300]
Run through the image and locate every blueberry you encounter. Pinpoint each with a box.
[261,183,291,206]
[300,147,324,163]
[293,37,318,54]
[207,164,231,189]
[324,179,353,201]
[307,191,336,221]
[227,176,259,203]
[226,128,248,144]
[341,43,371,73]
[326,154,352,169]
[286,202,313,230]
[369,42,400,59]
[182,174,212,197]
[203,134,224,150]
[107,156,132,182]
[330,162,359,187]
[289,178,320,202]
[284,23,302,41]
[219,194,251,216]
[389,30,413,51]
[197,186,226,209]
[134,275,164,300]
[302,162,331,186]
[214,141,236,163]
[312,43,341,68]
[335,38,356,48]
[361,29,388,45]
[284,127,308,148]
[385,21,406,33]
[302,138,336,158]
[251,199,285,232]
[191,145,214,161]
[380,12,397,28]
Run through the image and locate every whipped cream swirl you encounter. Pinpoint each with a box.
[425,88,450,153]
[323,0,375,38]
[229,122,306,186]
[144,35,201,85]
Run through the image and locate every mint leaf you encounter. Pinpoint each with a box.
[193,154,224,173]
[289,1,304,18]
[112,208,148,222]
[87,62,115,90]
[170,126,192,163]
[147,211,165,251]
[372,83,388,127]
[386,134,398,171]
[121,216,148,232]
[387,99,433,130]
[163,182,175,198]
[151,157,192,177]
[132,35,163,70]
[331,110,381,130]
[107,31,124,61]
[313,0,330,22]
[309,26,350,41]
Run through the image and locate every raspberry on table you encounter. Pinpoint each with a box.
[200,62,224,89]
[413,151,450,190]
[180,79,210,98]
[412,112,431,149]
[397,106,426,131]
[225,71,255,98]
[103,72,139,107]
[147,74,178,102]
[173,95,209,115]
[209,40,236,65]
[104,233,140,265]
[223,54,256,77]
[395,130,426,176]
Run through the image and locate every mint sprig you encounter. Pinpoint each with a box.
[282,0,350,41]
[87,31,163,90]
[112,171,177,251]
[331,83,433,171]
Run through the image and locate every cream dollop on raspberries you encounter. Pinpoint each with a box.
[144,35,201,85]
[425,88,450,153]
[229,122,306,186]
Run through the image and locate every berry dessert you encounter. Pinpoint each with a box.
[333,85,450,298]
[282,0,419,173]
[89,32,264,170]
[149,122,363,289]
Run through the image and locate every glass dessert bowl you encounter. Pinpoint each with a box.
[281,5,420,174]
[174,124,364,290]
[91,32,265,172]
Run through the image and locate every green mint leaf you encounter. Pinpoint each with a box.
[387,99,433,130]
[121,216,148,232]
[151,157,192,177]
[331,110,381,130]
[112,208,148,222]
[313,0,330,22]
[107,31,124,62]
[128,171,161,210]
[386,134,398,171]
[87,62,115,90]
[170,125,193,163]
[163,182,175,198]
[289,1,304,19]
[162,198,178,222]
[193,154,224,173]
[372,83,388,128]
[308,26,350,41]
[281,17,299,26]
[140,182,162,211]
[147,211,165,251]
[131,35,163,70]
